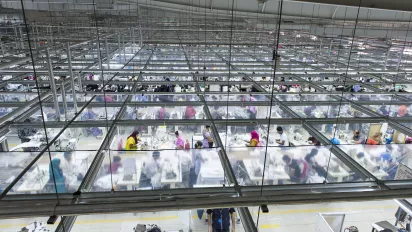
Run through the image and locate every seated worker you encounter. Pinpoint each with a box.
[202,125,214,148]
[352,130,365,144]
[17,119,37,143]
[379,105,389,116]
[307,136,321,146]
[366,132,382,145]
[47,158,67,193]
[241,95,257,119]
[107,156,122,174]
[175,131,185,149]
[140,151,162,188]
[190,141,203,187]
[282,155,309,184]
[304,148,327,178]
[207,208,236,232]
[157,106,168,119]
[304,106,317,117]
[184,106,197,119]
[125,130,141,150]
[276,126,289,146]
[57,151,81,189]
[246,130,260,147]
[398,105,410,117]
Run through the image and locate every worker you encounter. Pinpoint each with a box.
[157,106,168,119]
[307,136,321,146]
[184,106,197,119]
[379,105,389,116]
[58,151,76,180]
[207,208,236,232]
[107,156,122,174]
[190,141,203,187]
[140,151,162,188]
[282,155,309,184]
[246,130,260,147]
[304,148,326,178]
[245,95,257,120]
[175,131,185,149]
[398,105,410,117]
[202,125,214,148]
[125,130,141,150]
[366,132,382,145]
[352,130,364,144]
[276,126,289,146]
[354,152,367,168]
[304,106,316,117]
[47,158,67,193]
[17,118,37,143]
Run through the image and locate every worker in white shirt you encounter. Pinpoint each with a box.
[141,151,163,188]
[58,151,78,190]
[276,126,289,147]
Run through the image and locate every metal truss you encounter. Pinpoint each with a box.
[1,19,412,232]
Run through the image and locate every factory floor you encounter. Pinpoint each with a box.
[0,199,399,232]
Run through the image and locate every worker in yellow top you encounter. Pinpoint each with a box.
[125,130,141,150]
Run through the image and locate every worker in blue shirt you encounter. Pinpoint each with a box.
[207,208,236,232]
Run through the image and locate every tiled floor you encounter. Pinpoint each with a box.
[0,199,400,232]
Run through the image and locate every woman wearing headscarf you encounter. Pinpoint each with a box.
[202,125,213,148]
[48,158,67,193]
[247,130,260,147]
[184,106,197,119]
[366,132,383,145]
[175,131,185,149]
[398,105,410,117]
[125,130,140,150]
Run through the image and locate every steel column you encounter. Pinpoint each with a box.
[46,48,61,121]
[60,83,69,120]
[67,43,78,113]
[105,38,110,69]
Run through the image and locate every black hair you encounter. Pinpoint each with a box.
[64,151,72,159]
[206,125,211,129]
[282,155,291,163]
[195,141,203,148]
[152,151,160,156]
[175,131,179,136]
[277,126,283,132]
[356,152,365,158]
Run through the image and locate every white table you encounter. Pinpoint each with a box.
[328,167,351,182]
[161,159,182,188]
[243,159,289,185]
[117,160,142,190]
[9,141,43,151]
[197,160,225,185]
[16,164,49,193]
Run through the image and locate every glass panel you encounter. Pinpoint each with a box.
[339,144,412,180]
[70,209,245,232]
